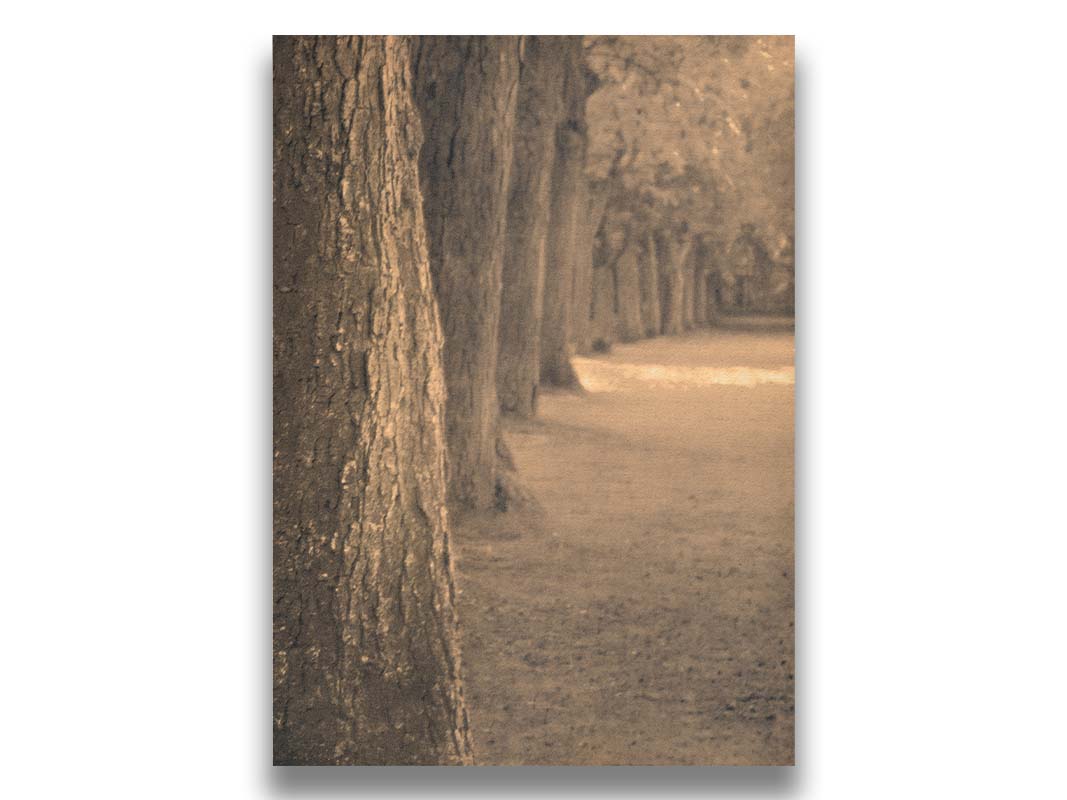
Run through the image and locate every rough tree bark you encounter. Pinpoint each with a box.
[614,242,644,341]
[412,36,521,509]
[638,231,661,337]
[541,37,589,388]
[273,35,472,766]
[496,37,567,418]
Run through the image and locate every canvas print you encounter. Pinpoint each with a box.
[273,34,794,765]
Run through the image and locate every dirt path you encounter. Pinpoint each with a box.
[454,328,795,765]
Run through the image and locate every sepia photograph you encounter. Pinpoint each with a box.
[10,3,1067,796]
[273,34,794,766]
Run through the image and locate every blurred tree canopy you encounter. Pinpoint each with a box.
[584,35,794,269]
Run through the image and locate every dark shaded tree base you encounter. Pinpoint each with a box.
[542,378,587,397]
[494,470,543,513]
[540,358,584,392]
[494,434,544,513]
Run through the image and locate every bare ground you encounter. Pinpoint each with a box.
[453,327,795,765]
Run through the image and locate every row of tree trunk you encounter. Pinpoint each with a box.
[581,230,722,352]
[273,35,603,765]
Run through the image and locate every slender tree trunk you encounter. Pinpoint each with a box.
[659,233,691,336]
[692,238,709,326]
[273,35,471,766]
[615,243,644,341]
[590,263,617,348]
[572,184,610,355]
[704,242,722,324]
[705,270,721,325]
[693,261,707,327]
[656,233,671,333]
[639,231,661,337]
[681,259,695,330]
[541,37,588,388]
[496,37,566,418]
[412,36,521,509]
[570,179,593,355]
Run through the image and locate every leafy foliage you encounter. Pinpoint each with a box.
[585,36,794,262]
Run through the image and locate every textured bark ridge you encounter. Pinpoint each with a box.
[273,35,472,766]
[413,36,522,509]
[540,37,589,388]
[496,37,567,418]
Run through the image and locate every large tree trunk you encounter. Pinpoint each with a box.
[638,231,661,337]
[540,37,588,388]
[496,37,566,418]
[413,36,521,509]
[615,243,644,342]
[273,35,472,766]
